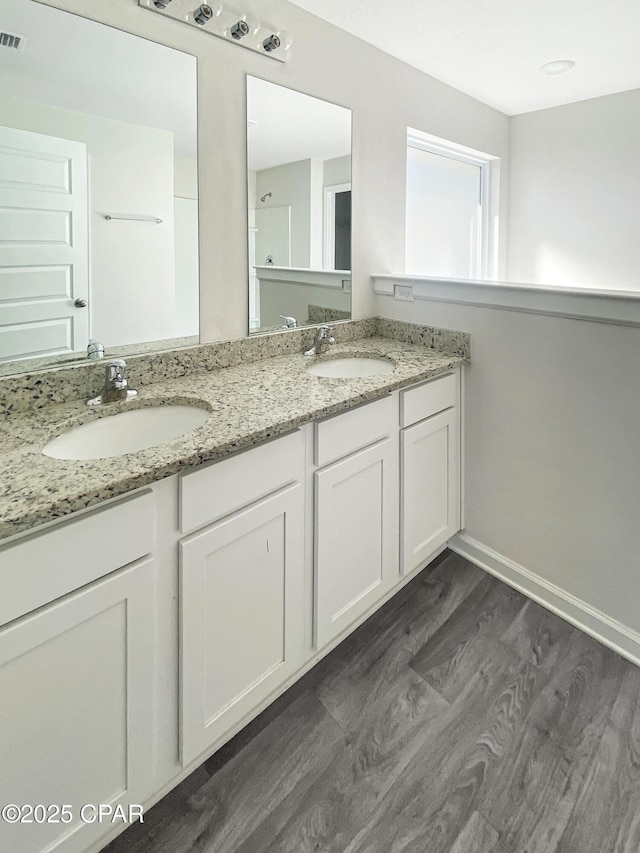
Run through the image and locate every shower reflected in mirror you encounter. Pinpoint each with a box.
[247,76,352,334]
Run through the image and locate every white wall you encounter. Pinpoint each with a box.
[374,279,640,660]
[174,198,199,337]
[174,155,198,200]
[323,154,351,188]
[508,88,640,291]
[0,94,176,346]
[35,0,510,341]
[173,155,199,337]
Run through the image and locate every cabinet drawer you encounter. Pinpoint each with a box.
[315,395,396,468]
[400,372,457,428]
[180,430,304,534]
[0,490,154,627]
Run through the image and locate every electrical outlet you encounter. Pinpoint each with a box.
[394,284,414,302]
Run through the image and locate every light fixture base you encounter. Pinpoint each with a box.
[138,0,290,62]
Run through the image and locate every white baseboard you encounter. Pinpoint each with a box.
[449,532,640,667]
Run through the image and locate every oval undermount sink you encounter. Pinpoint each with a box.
[42,405,210,460]
[307,356,395,379]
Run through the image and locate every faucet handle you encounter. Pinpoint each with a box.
[105,359,127,384]
[320,324,335,343]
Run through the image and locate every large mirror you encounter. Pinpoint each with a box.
[0,0,198,375]
[247,76,352,334]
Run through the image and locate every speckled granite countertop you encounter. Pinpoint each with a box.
[0,333,466,542]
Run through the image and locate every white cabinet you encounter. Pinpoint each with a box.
[0,559,155,853]
[400,372,461,575]
[0,368,463,853]
[314,404,399,649]
[179,433,306,767]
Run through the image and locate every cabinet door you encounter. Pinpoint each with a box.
[180,483,305,766]
[315,437,399,649]
[0,559,154,853]
[401,408,460,575]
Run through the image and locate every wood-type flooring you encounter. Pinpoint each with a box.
[104,551,640,853]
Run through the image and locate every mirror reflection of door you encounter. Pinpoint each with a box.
[0,125,89,361]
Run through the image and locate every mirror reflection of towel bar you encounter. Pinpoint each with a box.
[105,214,163,224]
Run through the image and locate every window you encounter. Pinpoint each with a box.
[405,130,498,280]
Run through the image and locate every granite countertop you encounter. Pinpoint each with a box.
[0,335,466,542]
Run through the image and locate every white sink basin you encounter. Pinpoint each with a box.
[307,356,394,378]
[43,405,210,460]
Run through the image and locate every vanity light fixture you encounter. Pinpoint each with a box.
[539,59,575,75]
[138,0,291,62]
[0,30,26,51]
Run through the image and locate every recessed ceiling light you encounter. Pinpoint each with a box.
[539,59,576,76]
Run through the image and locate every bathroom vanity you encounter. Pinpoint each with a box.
[0,325,466,853]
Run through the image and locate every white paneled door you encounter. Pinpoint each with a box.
[0,125,88,362]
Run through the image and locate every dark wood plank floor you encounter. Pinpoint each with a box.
[104,552,640,853]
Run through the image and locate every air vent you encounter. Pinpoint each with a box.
[0,31,26,51]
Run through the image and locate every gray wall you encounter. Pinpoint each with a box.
[508,88,640,290]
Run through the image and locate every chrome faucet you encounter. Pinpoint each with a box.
[87,339,105,360]
[304,325,336,356]
[87,359,138,406]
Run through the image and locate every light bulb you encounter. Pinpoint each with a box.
[276,29,292,50]
[194,4,214,25]
[229,13,260,40]
[194,0,222,23]
[242,14,260,35]
[262,33,280,52]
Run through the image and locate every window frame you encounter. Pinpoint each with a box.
[406,130,498,281]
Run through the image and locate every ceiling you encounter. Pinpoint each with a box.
[0,0,197,157]
[288,0,640,115]
[247,77,351,172]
